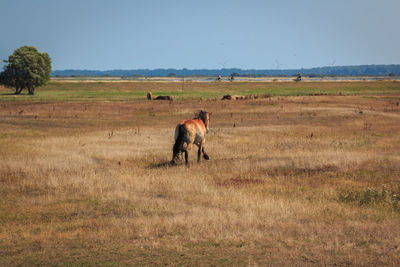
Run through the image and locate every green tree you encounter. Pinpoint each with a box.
[0,46,51,95]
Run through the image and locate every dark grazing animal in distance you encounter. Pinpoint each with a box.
[146,92,172,100]
[154,95,173,100]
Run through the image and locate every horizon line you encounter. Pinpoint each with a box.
[52,63,400,72]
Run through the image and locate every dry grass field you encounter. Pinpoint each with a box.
[1,81,400,265]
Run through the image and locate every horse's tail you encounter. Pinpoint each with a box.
[173,124,187,155]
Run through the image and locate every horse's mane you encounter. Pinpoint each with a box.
[194,110,208,121]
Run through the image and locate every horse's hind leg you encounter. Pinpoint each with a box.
[171,146,184,165]
[202,147,209,160]
[197,144,202,162]
[185,144,193,165]
[200,140,209,160]
[184,150,189,165]
[171,151,178,165]
[171,145,180,165]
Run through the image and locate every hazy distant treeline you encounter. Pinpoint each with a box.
[52,64,400,77]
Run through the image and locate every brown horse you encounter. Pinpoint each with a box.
[171,110,211,165]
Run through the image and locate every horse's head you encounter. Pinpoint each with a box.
[196,110,211,133]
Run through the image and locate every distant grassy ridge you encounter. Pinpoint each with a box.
[1,80,400,102]
[51,64,400,76]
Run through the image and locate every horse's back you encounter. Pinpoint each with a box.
[176,119,206,145]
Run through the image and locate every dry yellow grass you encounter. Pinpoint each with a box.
[1,88,400,265]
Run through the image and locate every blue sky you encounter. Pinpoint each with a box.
[1,0,399,70]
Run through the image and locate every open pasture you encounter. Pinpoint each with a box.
[1,79,400,101]
[1,81,400,265]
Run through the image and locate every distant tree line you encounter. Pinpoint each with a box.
[52,65,400,77]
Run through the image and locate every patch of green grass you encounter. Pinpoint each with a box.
[338,186,400,212]
[1,80,400,102]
